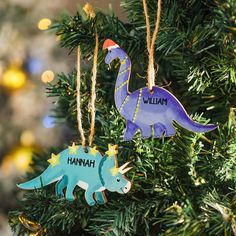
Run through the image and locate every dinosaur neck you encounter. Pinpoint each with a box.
[99,156,117,188]
[114,50,130,110]
[98,157,106,186]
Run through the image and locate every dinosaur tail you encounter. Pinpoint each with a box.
[175,110,217,133]
[17,166,63,190]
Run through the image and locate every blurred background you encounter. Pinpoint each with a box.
[0,0,124,234]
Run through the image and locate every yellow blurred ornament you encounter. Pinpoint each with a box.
[38,18,51,30]
[20,130,35,147]
[83,3,96,18]
[1,66,27,90]
[41,70,54,83]
[1,146,33,175]
[13,147,33,172]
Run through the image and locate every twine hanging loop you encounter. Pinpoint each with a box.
[88,32,99,147]
[143,0,162,91]
[76,33,98,148]
[76,46,86,148]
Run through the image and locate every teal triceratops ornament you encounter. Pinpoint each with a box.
[17,144,132,206]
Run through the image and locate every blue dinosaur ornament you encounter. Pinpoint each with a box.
[17,144,132,206]
[103,39,217,141]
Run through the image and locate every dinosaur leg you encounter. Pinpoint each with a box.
[164,122,176,137]
[138,123,152,139]
[95,191,107,205]
[153,123,165,138]
[85,185,100,206]
[65,176,78,201]
[55,175,67,197]
[124,120,138,141]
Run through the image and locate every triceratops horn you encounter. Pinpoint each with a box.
[119,167,132,174]
[119,162,132,174]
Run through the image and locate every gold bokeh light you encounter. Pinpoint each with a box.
[20,130,35,147]
[41,70,54,83]
[1,67,27,90]
[38,18,52,30]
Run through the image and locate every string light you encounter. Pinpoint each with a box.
[41,70,54,83]
[38,18,51,30]
[42,115,55,128]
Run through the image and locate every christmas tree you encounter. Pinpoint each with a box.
[9,0,236,235]
[0,0,77,234]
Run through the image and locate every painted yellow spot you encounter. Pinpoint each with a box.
[105,144,118,158]
[120,56,128,65]
[118,67,131,76]
[38,18,52,30]
[41,70,54,83]
[132,88,142,122]
[90,146,98,156]
[119,95,130,113]
[110,166,119,176]
[115,80,128,93]
[68,142,79,154]
[48,153,60,167]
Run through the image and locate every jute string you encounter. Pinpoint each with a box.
[76,33,99,148]
[142,0,162,91]
[88,33,98,146]
[76,46,86,148]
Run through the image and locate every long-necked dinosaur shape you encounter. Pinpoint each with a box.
[17,144,132,206]
[103,39,217,140]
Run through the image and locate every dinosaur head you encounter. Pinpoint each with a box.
[103,39,125,65]
[101,144,132,194]
[106,162,132,194]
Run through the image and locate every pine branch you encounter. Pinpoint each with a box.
[9,0,236,235]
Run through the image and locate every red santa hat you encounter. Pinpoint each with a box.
[103,39,120,50]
